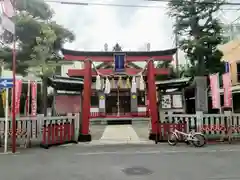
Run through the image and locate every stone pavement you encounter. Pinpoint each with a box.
[90,124,106,140]
[100,125,140,142]
[90,122,149,141]
[1,144,240,180]
[132,121,149,140]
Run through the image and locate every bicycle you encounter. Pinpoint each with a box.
[168,128,206,147]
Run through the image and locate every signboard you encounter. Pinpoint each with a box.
[0,78,13,88]
[172,94,183,108]
[114,53,125,72]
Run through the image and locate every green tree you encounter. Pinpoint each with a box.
[168,0,225,76]
[0,0,75,115]
[156,61,178,80]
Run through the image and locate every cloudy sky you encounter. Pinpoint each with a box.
[48,0,240,64]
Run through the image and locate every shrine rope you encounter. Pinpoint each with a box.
[88,57,154,78]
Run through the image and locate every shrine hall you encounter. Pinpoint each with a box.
[51,45,177,141]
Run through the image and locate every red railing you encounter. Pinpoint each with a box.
[40,117,78,149]
[90,112,149,118]
[157,123,187,141]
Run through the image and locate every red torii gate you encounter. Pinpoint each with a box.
[61,48,176,141]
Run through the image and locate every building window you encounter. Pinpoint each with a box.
[237,63,240,82]
[138,91,146,105]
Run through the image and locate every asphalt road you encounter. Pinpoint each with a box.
[1,144,240,180]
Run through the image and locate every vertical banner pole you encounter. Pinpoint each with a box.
[12,39,16,153]
[27,80,30,116]
[4,88,9,153]
[31,81,37,116]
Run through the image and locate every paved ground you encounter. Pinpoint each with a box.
[90,122,149,141]
[1,144,240,180]
[132,121,149,140]
[100,125,140,141]
[90,125,106,140]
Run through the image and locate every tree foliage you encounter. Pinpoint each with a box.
[156,61,178,80]
[168,0,225,76]
[0,0,75,75]
[0,0,75,115]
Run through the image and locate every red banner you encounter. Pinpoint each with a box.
[222,73,232,107]
[11,79,22,116]
[209,73,220,109]
[31,81,37,116]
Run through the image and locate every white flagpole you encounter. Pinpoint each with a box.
[4,88,9,153]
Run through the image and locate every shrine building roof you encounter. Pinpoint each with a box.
[48,75,192,92]
[47,75,84,91]
[156,77,193,90]
[61,48,177,57]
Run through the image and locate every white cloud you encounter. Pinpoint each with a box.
[49,0,174,51]
[48,0,240,65]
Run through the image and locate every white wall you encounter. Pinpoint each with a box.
[61,61,84,77]
[1,69,23,79]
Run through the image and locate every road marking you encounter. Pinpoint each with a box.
[74,148,240,156]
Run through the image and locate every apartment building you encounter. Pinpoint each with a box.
[218,39,240,86]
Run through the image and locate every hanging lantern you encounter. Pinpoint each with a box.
[96,75,101,90]
[131,76,137,93]
[139,75,145,91]
[126,77,131,89]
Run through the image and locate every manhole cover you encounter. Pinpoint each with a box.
[122,166,153,176]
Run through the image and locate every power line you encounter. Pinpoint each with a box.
[45,0,240,8]
[230,14,240,24]
[45,0,166,8]
[147,0,240,6]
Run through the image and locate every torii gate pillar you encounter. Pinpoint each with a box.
[147,60,158,139]
[78,59,92,142]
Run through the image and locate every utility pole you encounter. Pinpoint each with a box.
[175,17,179,77]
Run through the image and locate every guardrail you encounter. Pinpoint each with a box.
[161,113,240,142]
[0,114,79,149]
[90,112,149,118]
[0,116,41,148]
[40,116,79,149]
